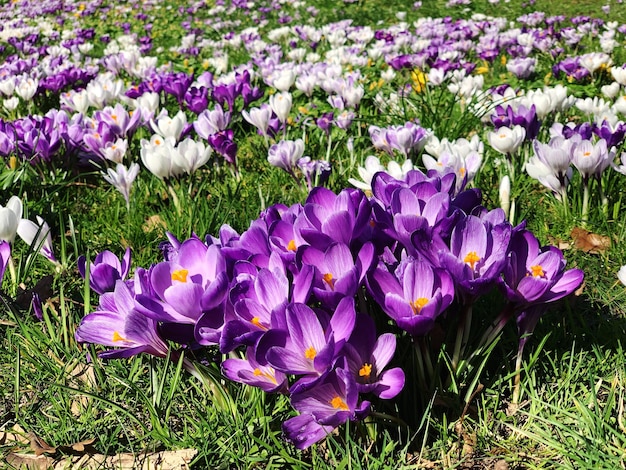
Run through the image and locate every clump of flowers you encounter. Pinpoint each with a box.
[76,167,583,449]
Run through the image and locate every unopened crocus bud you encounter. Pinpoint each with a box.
[499,175,511,219]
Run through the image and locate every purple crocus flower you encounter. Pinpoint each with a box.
[284,366,370,448]
[438,212,511,301]
[367,258,455,336]
[134,239,229,327]
[501,229,584,308]
[267,139,304,178]
[343,313,405,398]
[222,345,289,393]
[78,248,132,295]
[266,299,355,380]
[75,280,169,359]
[184,86,210,114]
[293,187,371,251]
[299,241,374,308]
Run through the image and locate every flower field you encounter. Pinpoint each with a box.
[1,0,626,468]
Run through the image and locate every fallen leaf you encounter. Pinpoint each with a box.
[143,214,167,233]
[547,235,571,251]
[58,438,97,453]
[570,227,610,254]
[0,424,29,446]
[28,432,56,456]
[6,448,197,469]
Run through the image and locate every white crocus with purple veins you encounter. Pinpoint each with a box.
[242,104,272,139]
[151,110,187,141]
[579,52,612,75]
[194,106,230,140]
[295,75,317,97]
[0,196,23,243]
[17,216,56,263]
[267,139,304,175]
[102,163,140,208]
[571,139,614,180]
[487,125,526,155]
[101,138,128,164]
[269,91,292,124]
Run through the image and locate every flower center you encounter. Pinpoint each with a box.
[171,269,188,282]
[305,346,317,360]
[323,273,335,289]
[463,251,481,270]
[530,264,545,277]
[411,297,429,314]
[287,239,297,252]
[359,363,372,380]
[330,396,349,410]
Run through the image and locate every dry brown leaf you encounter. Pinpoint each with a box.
[28,432,56,456]
[0,424,29,446]
[5,448,197,469]
[143,214,166,233]
[571,227,610,254]
[547,235,571,251]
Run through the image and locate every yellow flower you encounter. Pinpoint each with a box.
[411,69,427,93]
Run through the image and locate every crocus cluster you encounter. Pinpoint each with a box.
[75,165,583,449]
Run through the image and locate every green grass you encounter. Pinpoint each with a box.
[2,0,626,468]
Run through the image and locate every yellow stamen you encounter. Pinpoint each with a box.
[323,273,335,290]
[287,239,297,252]
[305,346,317,360]
[253,367,278,384]
[359,363,372,380]
[330,396,349,410]
[411,297,429,315]
[464,251,480,270]
[251,317,268,330]
[171,269,188,282]
[530,265,545,277]
[112,331,128,342]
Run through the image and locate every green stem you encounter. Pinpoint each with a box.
[451,303,473,372]
[581,180,589,228]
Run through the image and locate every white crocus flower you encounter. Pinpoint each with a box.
[269,91,292,124]
[17,216,56,263]
[15,76,38,101]
[140,135,180,179]
[0,196,23,243]
[150,110,187,141]
[102,163,140,208]
[176,138,212,174]
[618,266,626,286]
[487,125,526,155]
